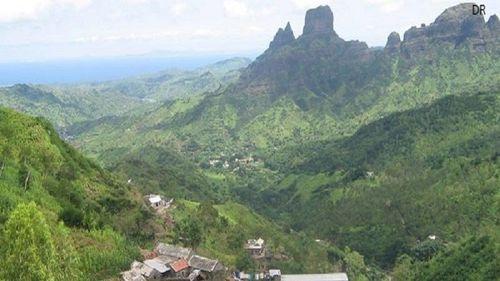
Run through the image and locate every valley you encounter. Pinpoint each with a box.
[0,2,498,281]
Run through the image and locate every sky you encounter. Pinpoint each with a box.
[0,0,499,63]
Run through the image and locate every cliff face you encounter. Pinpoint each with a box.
[385,32,401,54]
[302,5,336,36]
[236,5,375,97]
[396,3,499,58]
[235,3,499,98]
[269,22,295,49]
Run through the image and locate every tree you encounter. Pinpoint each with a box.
[174,218,203,249]
[343,247,369,281]
[392,254,416,281]
[235,251,255,272]
[0,202,57,281]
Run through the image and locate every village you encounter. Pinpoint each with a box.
[121,194,349,281]
[206,153,262,172]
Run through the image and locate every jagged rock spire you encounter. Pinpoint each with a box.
[269,22,295,49]
[487,14,499,31]
[385,32,401,54]
[303,5,335,35]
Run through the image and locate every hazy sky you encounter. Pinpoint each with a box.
[0,0,498,62]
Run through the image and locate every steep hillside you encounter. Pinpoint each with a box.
[109,146,227,202]
[252,91,499,269]
[166,200,348,275]
[0,107,348,280]
[0,83,142,130]
[0,107,157,279]
[0,3,498,280]
[0,57,250,130]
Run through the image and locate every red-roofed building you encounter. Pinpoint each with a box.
[169,258,190,274]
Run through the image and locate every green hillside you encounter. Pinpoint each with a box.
[0,107,155,279]
[0,3,498,281]
[0,107,348,280]
[255,91,499,270]
[0,57,250,130]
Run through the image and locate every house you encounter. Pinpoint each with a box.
[155,243,193,260]
[244,238,265,257]
[145,195,174,209]
[280,273,348,281]
[169,258,191,277]
[209,159,221,166]
[146,194,164,208]
[188,255,225,280]
[188,255,221,272]
[122,243,226,281]
[144,259,170,276]
[122,261,147,281]
[121,260,165,281]
[238,272,251,280]
[188,269,201,281]
[269,269,281,281]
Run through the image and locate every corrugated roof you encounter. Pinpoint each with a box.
[170,258,190,272]
[140,264,156,278]
[153,255,177,265]
[121,269,147,281]
[155,243,192,260]
[269,269,281,277]
[188,255,219,272]
[149,196,162,204]
[144,259,170,273]
[281,273,348,281]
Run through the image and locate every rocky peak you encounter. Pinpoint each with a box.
[269,22,295,49]
[400,3,498,58]
[487,14,499,31]
[385,32,401,54]
[434,2,480,23]
[303,5,336,36]
[427,2,486,41]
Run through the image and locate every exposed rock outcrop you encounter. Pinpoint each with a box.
[302,5,336,36]
[235,3,498,98]
[385,32,401,54]
[400,3,499,58]
[269,22,295,49]
[487,14,499,30]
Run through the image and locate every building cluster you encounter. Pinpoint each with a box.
[122,243,225,281]
[234,270,348,281]
[207,155,259,171]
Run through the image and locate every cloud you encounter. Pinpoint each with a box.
[170,2,188,16]
[0,0,91,22]
[72,30,182,43]
[290,0,334,9]
[224,0,250,18]
[365,0,404,13]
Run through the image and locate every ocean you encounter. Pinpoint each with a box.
[0,54,252,86]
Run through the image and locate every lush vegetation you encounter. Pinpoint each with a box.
[0,5,498,280]
[0,57,250,130]
[256,91,500,272]
[0,107,153,279]
[166,200,383,277]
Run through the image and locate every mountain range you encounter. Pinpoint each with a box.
[0,2,498,281]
